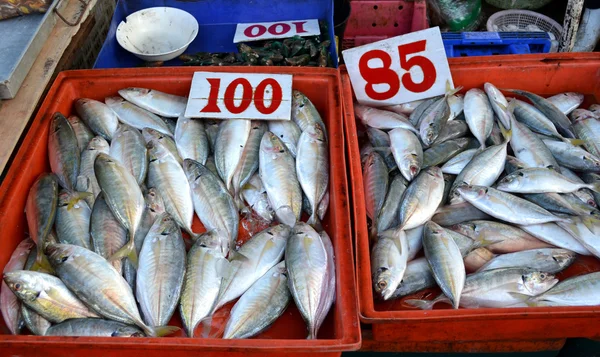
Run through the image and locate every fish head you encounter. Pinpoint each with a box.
[551,250,576,269]
[3,271,42,303]
[497,171,525,191]
[583,154,600,171]
[104,96,125,108]
[94,153,121,176]
[570,109,596,123]
[456,184,488,201]
[292,90,308,108]
[112,327,145,337]
[261,131,287,154]
[421,124,437,146]
[50,113,70,133]
[401,154,421,181]
[505,156,526,174]
[452,222,477,237]
[145,188,165,214]
[45,243,77,268]
[373,266,396,300]
[119,87,150,98]
[424,166,443,180]
[305,123,326,142]
[146,138,171,161]
[87,136,109,152]
[522,271,558,296]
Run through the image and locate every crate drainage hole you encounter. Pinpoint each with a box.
[398,5,403,10]
[372,23,376,27]
[394,23,398,27]
[373,5,378,9]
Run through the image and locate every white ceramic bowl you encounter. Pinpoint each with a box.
[116,7,199,62]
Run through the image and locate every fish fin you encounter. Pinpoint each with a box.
[498,120,513,142]
[445,81,462,97]
[147,325,180,337]
[275,205,297,227]
[109,239,138,268]
[404,298,437,310]
[476,236,497,248]
[580,216,598,232]
[66,191,93,211]
[588,182,600,194]
[31,252,54,274]
[506,98,517,114]
[228,249,250,263]
[307,327,318,340]
[564,138,585,146]
[507,292,537,307]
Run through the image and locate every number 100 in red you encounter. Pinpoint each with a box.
[200,77,283,115]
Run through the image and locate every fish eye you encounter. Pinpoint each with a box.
[14,283,21,291]
[377,281,387,290]
[61,256,69,263]
[517,171,525,177]
[540,273,546,279]
[552,256,558,262]
[521,275,527,281]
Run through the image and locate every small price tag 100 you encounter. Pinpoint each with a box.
[185,72,293,120]
[342,27,454,106]
[233,19,320,43]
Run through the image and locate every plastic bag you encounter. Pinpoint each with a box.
[427,0,482,31]
[0,0,53,20]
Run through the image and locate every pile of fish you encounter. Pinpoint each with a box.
[360,83,600,309]
[1,87,334,339]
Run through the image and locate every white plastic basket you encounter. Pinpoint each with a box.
[487,10,563,52]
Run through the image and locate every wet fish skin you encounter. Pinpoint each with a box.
[582,173,600,207]
[511,89,575,138]
[432,201,491,226]
[48,113,80,191]
[76,136,110,206]
[25,173,58,271]
[366,127,396,170]
[21,304,51,335]
[241,173,275,223]
[74,98,119,141]
[372,229,409,300]
[363,152,389,236]
[463,247,495,271]
[46,318,144,337]
[174,117,209,166]
[559,167,598,208]
[142,127,183,165]
[409,96,441,127]
[118,87,187,118]
[529,272,600,306]
[215,119,252,193]
[398,167,445,230]
[67,115,94,153]
[55,190,92,249]
[355,104,418,133]
[223,261,290,339]
[1,239,35,335]
[423,221,465,309]
[478,248,576,274]
[389,128,422,182]
[464,88,493,148]
[497,167,600,194]
[484,83,512,129]
[136,214,186,327]
[441,148,478,175]
[571,109,600,158]
[183,159,238,256]
[259,131,302,227]
[546,92,584,115]
[292,90,327,135]
[180,241,227,338]
[390,257,436,298]
[91,195,127,274]
[3,271,99,323]
[457,185,569,225]
[377,174,407,232]
[423,138,473,169]
[543,139,600,172]
[232,121,268,205]
[520,222,591,256]
[105,96,171,135]
[286,222,328,339]
[431,119,469,146]
[109,124,148,185]
[384,99,425,116]
[268,120,302,158]
[419,92,453,146]
[451,220,551,253]
[448,93,464,120]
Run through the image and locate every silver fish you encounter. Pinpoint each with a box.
[314,231,335,334]
[409,96,441,127]
[371,229,409,300]
[232,121,268,205]
[142,128,183,165]
[383,99,425,115]
[546,92,584,115]
[136,214,186,327]
[25,173,58,272]
[241,173,275,223]
[391,257,436,298]
[441,148,478,175]
[205,120,220,153]
[1,239,35,335]
[389,128,422,181]
[398,167,445,230]
[377,174,407,232]
[286,222,328,339]
[21,305,51,336]
[497,167,600,194]
[67,115,94,153]
[510,89,575,138]
[513,100,577,144]
[95,153,145,264]
[46,243,177,337]
[451,220,551,253]
[419,87,461,146]
[543,139,600,172]
[464,88,493,148]
[432,201,492,226]
[363,152,388,236]
[448,93,464,120]
[291,90,327,135]
[355,104,417,133]
[478,248,575,273]
[463,248,495,271]
[48,113,80,191]
[297,123,329,227]
[118,88,187,118]
[268,120,302,158]
[45,318,144,337]
[160,117,176,134]
[74,98,119,141]
[147,139,196,239]
[571,109,600,158]
[55,190,91,249]
[91,195,127,274]
[559,167,598,208]
[183,159,238,256]
[457,185,569,225]
[109,124,148,185]
[528,272,600,307]
[180,241,228,338]
[366,127,396,171]
[590,104,600,116]
[582,173,600,207]
[520,222,591,256]
[505,155,528,174]
[3,271,99,323]
[76,136,109,206]
[105,96,171,135]
[484,83,512,129]
[223,261,290,339]
[423,221,465,309]
[216,224,290,309]
[215,119,252,193]
[431,120,470,146]
[423,138,473,168]
[259,131,302,227]
[508,115,560,171]
[174,116,209,165]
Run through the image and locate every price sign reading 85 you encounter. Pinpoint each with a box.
[342,27,454,106]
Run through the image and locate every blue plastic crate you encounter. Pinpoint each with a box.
[442,32,553,58]
[94,0,338,68]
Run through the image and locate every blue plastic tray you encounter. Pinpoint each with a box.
[94,0,338,68]
[442,32,553,57]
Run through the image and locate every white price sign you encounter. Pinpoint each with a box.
[233,19,320,43]
[342,27,453,106]
[185,72,292,120]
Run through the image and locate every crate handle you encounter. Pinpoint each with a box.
[54,0,90,27]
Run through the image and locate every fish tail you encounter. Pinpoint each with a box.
[445,80,462,97]
[109,237,138,268]
[144,325,180,337]
[565,138,585,146]
[498,120,513,142]
[307,212,323,231]
[480,142,486,150]
[67,191,94,210]
[31,251,54,274]
[404,298,437,310]
[307,325,318,339]
[275,205,297,227]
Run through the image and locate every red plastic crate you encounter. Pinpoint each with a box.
[0,67,360,357]
[342,0,428,50]
[342,53,600,353]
